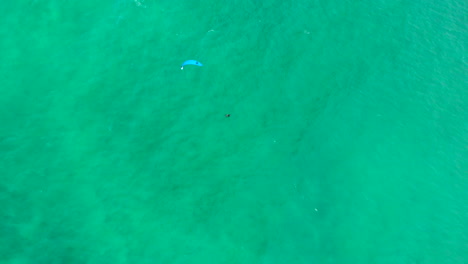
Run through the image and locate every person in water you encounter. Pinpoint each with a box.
[225,114,230,117]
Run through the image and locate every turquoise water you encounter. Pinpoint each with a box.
[1,0,466,263]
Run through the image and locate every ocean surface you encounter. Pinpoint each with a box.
[1,0,466,263]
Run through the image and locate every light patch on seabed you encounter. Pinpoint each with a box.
[134,0,146,8]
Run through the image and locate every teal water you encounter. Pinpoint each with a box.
[1,0,467,263]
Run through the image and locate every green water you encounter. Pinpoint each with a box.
[1,0,466,263]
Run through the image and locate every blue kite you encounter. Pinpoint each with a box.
[181,60,203,70]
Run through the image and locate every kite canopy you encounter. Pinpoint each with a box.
[181,60,203,69]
